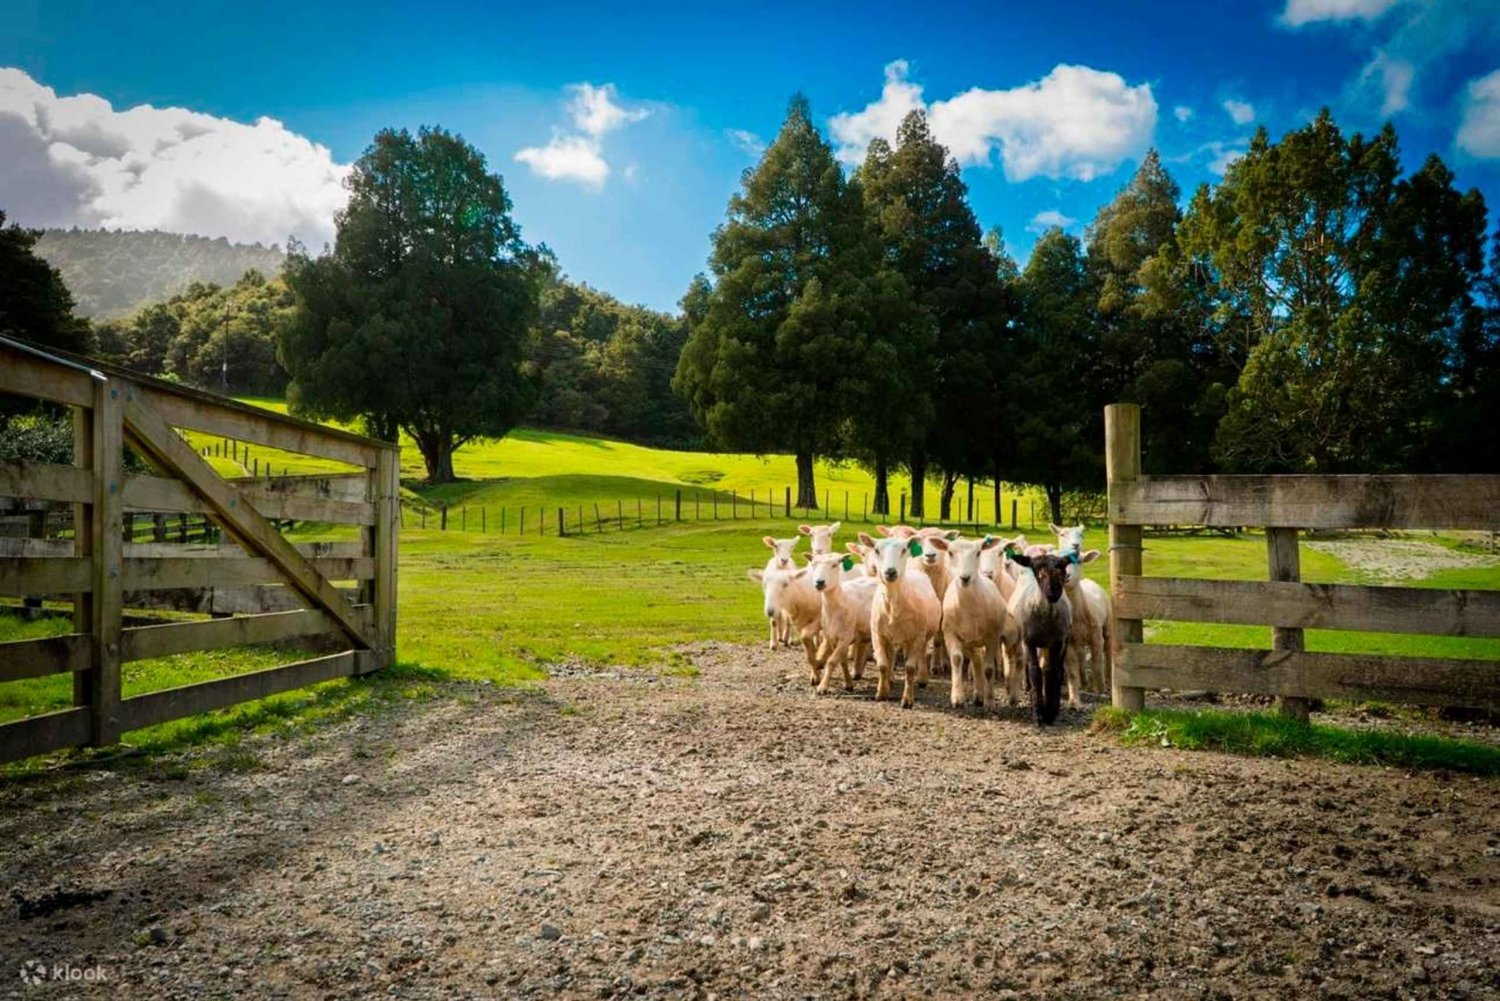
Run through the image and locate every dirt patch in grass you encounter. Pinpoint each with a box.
[1305,538,1499,581]
[1,645,1496,999]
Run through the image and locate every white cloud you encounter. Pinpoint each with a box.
[1207,142,1248,175]
[1356,51,1414,115]
[1027,209,1076,233]
[514,82,647,188]
[1174,105,1194,123]
[1222,98,1256,125]
[1279,0,1401,27]
[725,128,765,156]
[1457,69,1500,158]
[829,60,1157,183]
[0,67,348,248]
[513,134,610,187]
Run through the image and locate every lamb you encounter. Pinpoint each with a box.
[860,532,942,708]
[1007,550,1073,725]
[747,566,823,681]
[1049,523,1113,695]
[807,553,879,693]
[761,536,802,649]
[929,535,1009,708]
[797,521,841,557]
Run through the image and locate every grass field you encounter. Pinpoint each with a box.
[6,402,1499,769]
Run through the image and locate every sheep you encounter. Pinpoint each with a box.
[807,553,879,693]
[929,535,1009,708]
[1049,523,1113,693]
[797,521,841,557]
[761,536,802,649]
[975,534,1028,702]
[845,540,881,578]
[860,532,942,708]
[1006,550,1073,725]
[747,567,823,682]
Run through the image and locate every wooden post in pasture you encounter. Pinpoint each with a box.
[784,486,790,518]
[1105,403,1144,712]
[824,489,829,514]
[71,404,95,712]
[967,478,974,523]
[482,508,487,532]
[577,505,584,534]
[1268,528,1312,722]
[658,494,663,525]
[617,499,623,528]
[420,506,426,529]
[1011,499,1018,530]
[696,492,701,520]
[899,492,907,524]
[594,503,603,531]
[520,508,526,536]
[713,493,718,520]
[637,499,642,528]
[462,506,467,531]
[863,493,868,521]
[89,379,124,745]
[674,490,681,522]
[441,505,448,530]
[557,507,565,537]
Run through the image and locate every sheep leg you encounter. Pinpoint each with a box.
[1041,640,1065,725]
[1026,645,1046,726]
[1101,622,1114,691]
[768,614,778,651]
[947,646,966,709]
[800,633,821,685]
[873,634,893,701]
[900,643,920,709]
[974,639,997,708]
[1063,642,1085,709]
[817,638,852,694]
[851,639,866,681]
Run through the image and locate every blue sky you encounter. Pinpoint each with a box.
[3,0,1499,312]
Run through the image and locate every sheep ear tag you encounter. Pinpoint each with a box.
[1067,551,1081,565]
[906,539,923,557]
[841,555,855,572]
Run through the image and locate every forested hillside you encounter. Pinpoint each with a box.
[34,228,286,318]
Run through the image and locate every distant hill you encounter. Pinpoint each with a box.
[34,228,287,319]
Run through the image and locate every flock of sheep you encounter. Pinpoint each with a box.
[747,522,1114,724]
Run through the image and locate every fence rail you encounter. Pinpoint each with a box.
[0,336,399,764]
[1106,403,1500,717]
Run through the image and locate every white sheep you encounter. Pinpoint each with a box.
[761,535,802,649]
[1049,523,1113,693]
[1006,551,1073,725]
[913,528,959,676]
[807,553,878,693]
[797,521,841,557]
[860,532,941,708]
[929,535,1009,708]
[747,566,823,681]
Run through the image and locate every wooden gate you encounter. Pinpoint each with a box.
[1104,403,1500,717]
[0,337,399,763]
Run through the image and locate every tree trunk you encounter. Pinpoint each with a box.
[908,447,927,520]
[416,432,458,485]
[872,452,890,515]
[993,462,1002,527]
[938,469,959,521]
[1046,482,1063,528]
[795,448,817,510]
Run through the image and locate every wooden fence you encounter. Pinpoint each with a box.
[0,337,399,764]
[1105,403,1500,717]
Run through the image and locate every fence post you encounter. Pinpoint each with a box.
[462,505,467,531]
[863,493,868,521]
[1268,528,1311,722]
[1106,403,1144,712]
[785,486,790,518]
[595,503,603,531]
[899,492,906,524]
[675,489,682,522]
[1011,499,1018,530]
[482,507,486,533]
[372,448,399,671]
[578,505,584,534]
[713,493,718,520]
[71,404,94,715]
[88,379,124,746]
[696,492,701,520]
[966,477,974,523]
[636,499,642,528]
[617,499,623,528]
[520,507,525,536]
[558,507,565,537]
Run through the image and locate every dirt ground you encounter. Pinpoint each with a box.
[2,644,1498,1000]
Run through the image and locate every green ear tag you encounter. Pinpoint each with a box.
[841,554,855,572]
[907,539,923,557]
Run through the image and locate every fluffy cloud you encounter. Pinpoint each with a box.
[1206,141,1248,175]
[1457,69,1500,158]
[1027,209,1076,233]
[1222,98,1256,125]
[1174,105,1194,123]
[1280,0,1400,27]
[1355,51,1414,115]
[514,82,647,189]
[829,60,1157,183]
[0,67,348,248]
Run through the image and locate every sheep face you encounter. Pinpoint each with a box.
[809,553,854,592]
[763,536,800,571]
[859,531,921,585]
[747,568,803,619]
[941,535,1004,587]
[916,528,960,567]
[1012,552,1070,603]
[798,522,841,555]
[1065,548,1101,586]
[1050,523,1086,557]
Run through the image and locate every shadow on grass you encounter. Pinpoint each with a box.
[1092,706,1500,776]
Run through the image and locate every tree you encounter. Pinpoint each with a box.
[0,211,90,354]
[673,96,872,509]
[1172,111,1489,471]
[279,127,544,483]
[1012,227,1101,525]
[859,111,1011,519]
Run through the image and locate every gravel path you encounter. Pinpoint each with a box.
[2,643,1497,999]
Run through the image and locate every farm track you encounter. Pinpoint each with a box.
[1,643,1497,1000]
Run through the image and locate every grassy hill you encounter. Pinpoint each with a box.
[36,228,286,319]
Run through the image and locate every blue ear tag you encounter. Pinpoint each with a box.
[1067,551,1080,565]
[983,535,994,546]
[841,554,855,572]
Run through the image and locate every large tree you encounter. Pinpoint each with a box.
[1171,112,1489,471]
[859,111,1011,519]
[673,96,873,509]
[279,126,543,483]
